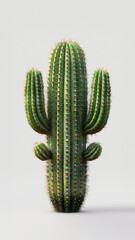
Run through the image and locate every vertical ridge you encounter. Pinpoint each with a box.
[71,43,84,211]
[74,43,88,209]
[47,45,58,208]
[63,43,71,212]
[69,43,78,211]
[51,43,63,211]
[47,43,62,210]
[56,43,65,211]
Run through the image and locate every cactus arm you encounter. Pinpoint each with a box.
[31,70,49,131]
[84,69,111,135]
[24,69,50,134]
[83,142,102,161]
[85,70,99,124]
[85,70,102,132]
[24,71,41,133]
[34,142,52,161]
[34,70,49,129]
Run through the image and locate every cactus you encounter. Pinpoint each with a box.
[24,41,111,212]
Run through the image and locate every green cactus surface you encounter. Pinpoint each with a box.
[24,41,111,212]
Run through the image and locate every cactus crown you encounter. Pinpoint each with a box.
[24,41,111,212]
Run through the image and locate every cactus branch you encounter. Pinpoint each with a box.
[84,69,111,135]
[24,69,50,134]
[83,142,102,161]
[34,142,52,160]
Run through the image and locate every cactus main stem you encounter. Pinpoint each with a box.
[47,42,87,212]
[24,40,111,213]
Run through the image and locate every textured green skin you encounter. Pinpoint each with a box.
[24,41,111,212]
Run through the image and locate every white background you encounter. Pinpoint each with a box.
[0,0,135,239]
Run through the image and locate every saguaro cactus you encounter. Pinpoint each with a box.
[24,41,111,212]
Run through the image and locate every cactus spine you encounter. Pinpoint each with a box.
[24,41,111,212]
